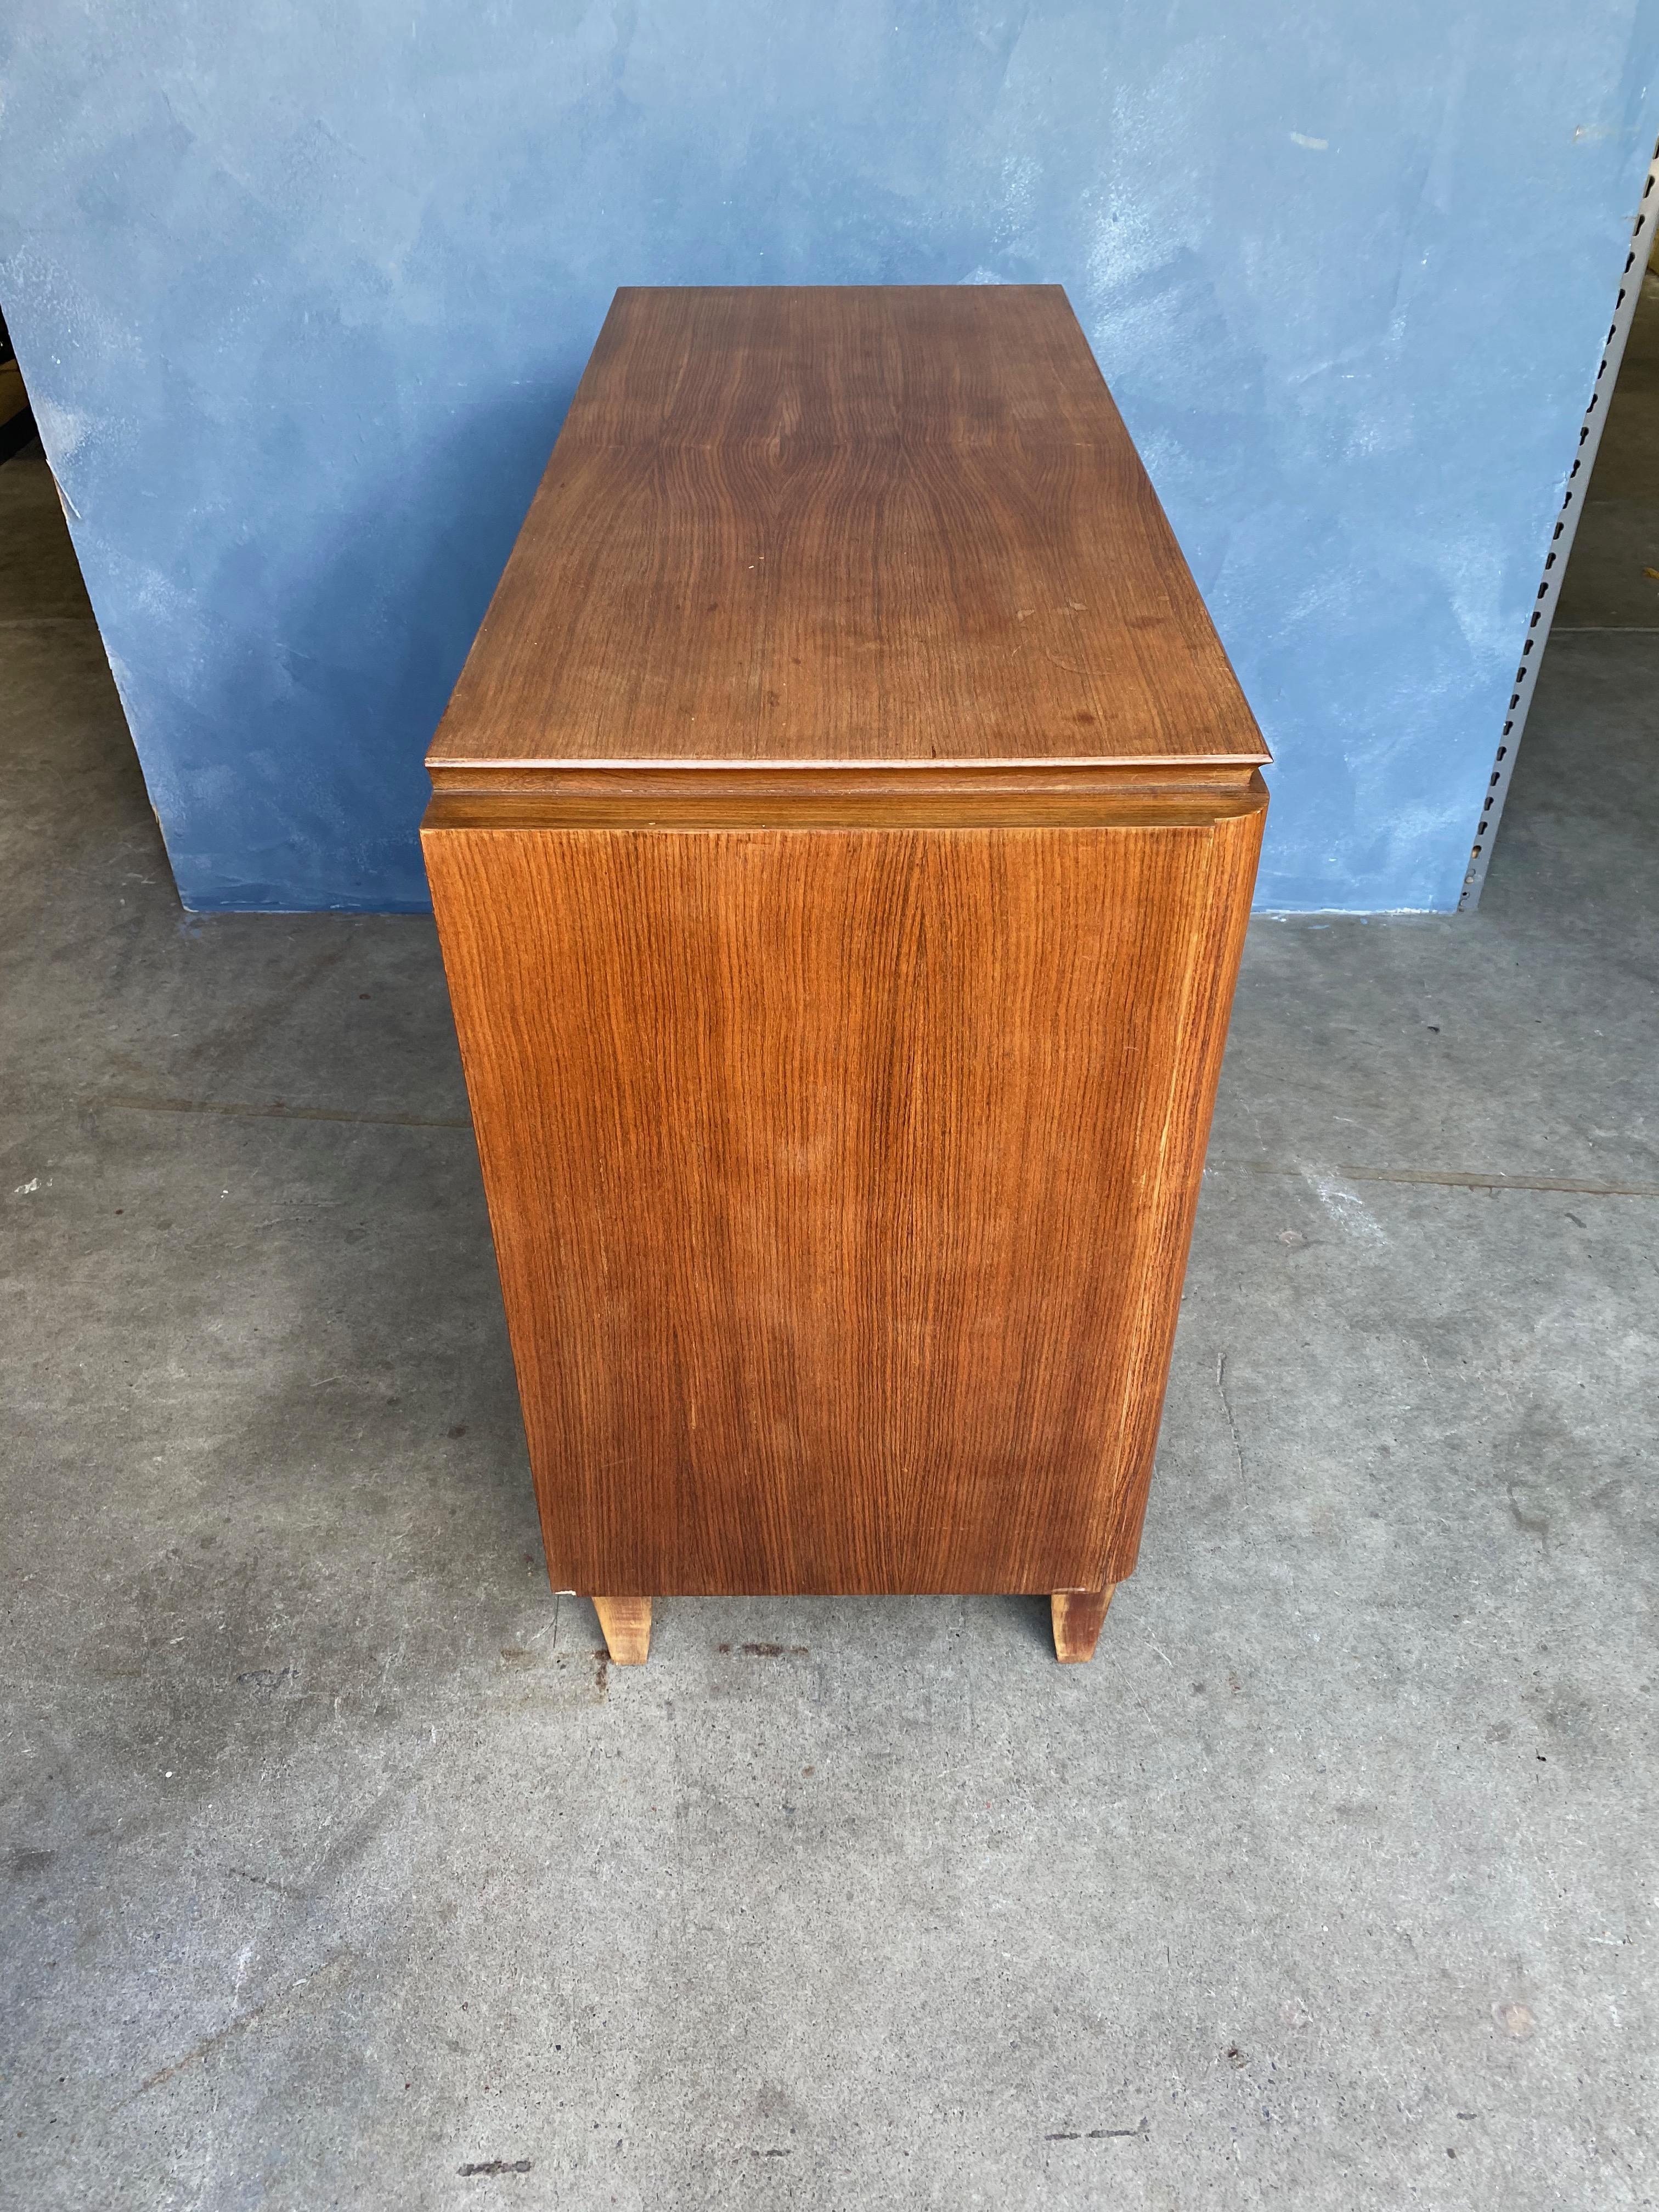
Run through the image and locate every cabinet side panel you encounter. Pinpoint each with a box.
[1090,800,1264,1584]
[423,814,1262,1594]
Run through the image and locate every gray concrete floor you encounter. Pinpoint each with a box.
[2,376,1656,2210]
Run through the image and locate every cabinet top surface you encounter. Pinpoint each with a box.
[427,285,1268,775]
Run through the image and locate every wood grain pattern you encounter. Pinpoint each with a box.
[428,287,1268,780]
[423,769,1262,834]
[1052,1589,1115,1664]
[421,285,1269,1633]
[424,805,1263,1595]
[592,1598,652,1666]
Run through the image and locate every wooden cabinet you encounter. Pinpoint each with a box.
[424,286,1267,1665]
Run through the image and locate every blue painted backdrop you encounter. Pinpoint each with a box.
[1,3,1656,911]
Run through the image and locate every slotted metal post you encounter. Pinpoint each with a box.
[1460,144,1659,909]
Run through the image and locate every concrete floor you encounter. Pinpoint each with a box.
[2,356,1657,2210]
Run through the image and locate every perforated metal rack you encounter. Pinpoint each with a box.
[1460,143,1659,910]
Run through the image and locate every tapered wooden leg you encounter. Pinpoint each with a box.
[592,1597,652,1666]
[1051,1587,1114,1663]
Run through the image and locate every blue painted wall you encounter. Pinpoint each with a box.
[1,4,1656,911]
